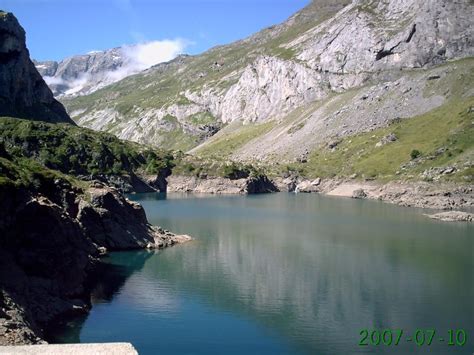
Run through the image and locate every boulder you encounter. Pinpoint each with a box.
[375,133,397,147]
[352,188,367,199]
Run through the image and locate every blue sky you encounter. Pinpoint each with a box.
[0,0,309,61]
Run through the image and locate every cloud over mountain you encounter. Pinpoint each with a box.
[36,39,188,97]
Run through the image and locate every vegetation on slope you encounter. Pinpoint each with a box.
[0,117,260,185]
[0,117,174,177]
[281,98,474,183]
[171,151,264,180]
[0,146,77,190]
[194,121,276,158]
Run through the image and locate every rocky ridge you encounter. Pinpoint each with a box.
[166,174,278,194]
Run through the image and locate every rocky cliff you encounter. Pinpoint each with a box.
[61,0,473,157]
[0,11,73,124]
[0,132,191,345]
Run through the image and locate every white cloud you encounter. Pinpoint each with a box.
[43,76,65,86]
[98,39,188,86]
[40,39,188,97]
[124,39,187,70]
[63,74,91,96]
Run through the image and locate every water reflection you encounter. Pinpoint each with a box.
[53,193,474,355]
[46,251,154,343]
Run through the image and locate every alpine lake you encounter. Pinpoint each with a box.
[49,192,474,355]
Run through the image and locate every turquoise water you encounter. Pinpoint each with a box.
[50,193,473,354]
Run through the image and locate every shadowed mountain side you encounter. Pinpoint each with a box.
[0,11,73,124]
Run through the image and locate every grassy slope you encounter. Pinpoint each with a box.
[0,152,79,190]
[294,97,473,182]
[193,97,471,182]
[194,121,276,158]
[193,58,474,183]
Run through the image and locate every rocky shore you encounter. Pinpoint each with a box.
[425,211,474,222]
[163,173,473,212]
[166,174,278,194]
[0,181,190,345]
[273,176,474,211]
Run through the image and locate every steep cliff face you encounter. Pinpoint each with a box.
[0,11,73,124]
[292,0,473,73]
[62,0,473,153]
[209,56,328,124]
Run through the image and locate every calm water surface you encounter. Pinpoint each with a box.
[50,193,473,354]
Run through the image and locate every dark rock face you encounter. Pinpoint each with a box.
[0,185,93,345]
[0,12,73,124]
[79,172,165,194]
[246,175,279,194]
[77,185,156,249]
[352,188,367,199]
[0,180,190,345]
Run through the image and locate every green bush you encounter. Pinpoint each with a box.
[222,163,250,180]
[410,149,422,160]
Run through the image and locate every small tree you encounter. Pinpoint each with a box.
[410,149,421,160]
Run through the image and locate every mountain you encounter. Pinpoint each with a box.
[0,11,73,124]
[61,0,473,171]
[34,47,129,97]
[34,43,187,98]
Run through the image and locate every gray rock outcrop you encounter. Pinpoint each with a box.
[426,211,473,222]
[167,174,277,194]
[293,0,473,74]
[0,11,73,124]
[352,188,367,199]
[77,184,189,249]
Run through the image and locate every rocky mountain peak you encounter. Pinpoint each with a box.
[0,11,73,124]
[34,47,130,97]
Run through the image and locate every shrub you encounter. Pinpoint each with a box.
[222,163,249,180]
[410,149,422,160]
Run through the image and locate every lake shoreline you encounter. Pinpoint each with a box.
[166,174,473,213]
